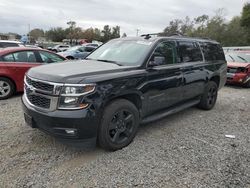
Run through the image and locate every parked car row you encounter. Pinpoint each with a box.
[57,45,97,59]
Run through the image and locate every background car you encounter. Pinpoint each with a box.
[226,51,250,87]
[50,44,70,52]
[57,45,96,59]
[0,40,24,49]
[0,47,67,99]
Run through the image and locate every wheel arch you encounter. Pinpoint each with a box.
[101,92,143,118]
[209,75,220,87]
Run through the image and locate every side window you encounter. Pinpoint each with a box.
[3,53,15,62]
[12,51,37,62]
[178,41,203,63]
[78,47,85,52]
[149,41,176,66]
[200,42,225,61]
[3,51,37,62]
[85,47,95,52]
[39,51,65,63]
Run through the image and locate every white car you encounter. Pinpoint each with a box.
[0,40,24,49]
[50,44,70,52]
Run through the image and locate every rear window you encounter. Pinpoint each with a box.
[0,42,19,48]
[200,42,225,61]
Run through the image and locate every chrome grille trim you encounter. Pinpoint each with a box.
[24,75,63,111]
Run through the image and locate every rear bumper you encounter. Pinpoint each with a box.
[22,95,99,146]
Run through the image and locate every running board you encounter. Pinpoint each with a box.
[141,99,200,124]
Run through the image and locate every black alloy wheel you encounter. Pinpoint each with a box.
[98,99,139,151]
[198,81,218,110]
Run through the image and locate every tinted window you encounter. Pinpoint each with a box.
[3,51,37,62]
[0,42,19,48]
[200,42,225,61]
[178,41,203,63]
[85,46,95,52]
[39,51,65,63]
[149,41,176,65]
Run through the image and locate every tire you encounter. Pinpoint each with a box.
[198,81,218,110]
[244,80,250,88]
[98,99,140,151]
[0,77,15,100]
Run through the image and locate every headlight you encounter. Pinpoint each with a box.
[58,84,95,110]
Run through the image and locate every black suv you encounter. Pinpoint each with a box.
[22,35,227,150]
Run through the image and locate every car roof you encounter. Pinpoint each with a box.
[0,40,22,44]
[0,47,57,56]
[115,36,219,44]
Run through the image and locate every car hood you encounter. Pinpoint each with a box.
[227,62,250,68]
[27,60,140,84]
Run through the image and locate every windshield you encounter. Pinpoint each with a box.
[87,40,153,66]
[226,52,250,63]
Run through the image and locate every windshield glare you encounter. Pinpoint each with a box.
[226,52,250,63]
[87,40,152,66]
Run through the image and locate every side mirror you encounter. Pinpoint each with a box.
[148,56,166,67]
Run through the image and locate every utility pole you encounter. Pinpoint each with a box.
[28,24,30,44]
[136,28,140,37]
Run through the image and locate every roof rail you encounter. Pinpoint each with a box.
[199,37,212,40]
[140,33,162,39]
[170,33,184,37]
[140,32,213,41]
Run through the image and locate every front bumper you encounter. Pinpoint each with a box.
[22,95,99,146]
[226,73,249,85]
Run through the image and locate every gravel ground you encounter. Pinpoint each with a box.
[0,86,250,188]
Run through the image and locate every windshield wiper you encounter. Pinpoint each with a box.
[96,59,123,66]
[237,56,247,63]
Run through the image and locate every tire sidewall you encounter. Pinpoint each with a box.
[0,77,15,100]
[99,99,139,151]
[199,81,218,110]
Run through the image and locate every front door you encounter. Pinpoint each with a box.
[142,40,183,115]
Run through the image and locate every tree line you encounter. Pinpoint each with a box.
[29,23,125,43]
[161,4,250,46]
[29,3,250,46]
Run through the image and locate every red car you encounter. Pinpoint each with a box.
[226,51,250,87]
[0,47,67,99]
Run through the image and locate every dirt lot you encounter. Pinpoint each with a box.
[0,86,249,188]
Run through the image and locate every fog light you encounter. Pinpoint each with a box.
[65,129,76,135]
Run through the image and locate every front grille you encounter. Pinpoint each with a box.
[26,76,54,92]
[26,94,51,109]
[24,76,60,110]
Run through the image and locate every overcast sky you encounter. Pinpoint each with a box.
[0,0,249,36]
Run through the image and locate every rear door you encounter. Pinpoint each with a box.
[143,40,183,115]
[177,41,206,101]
